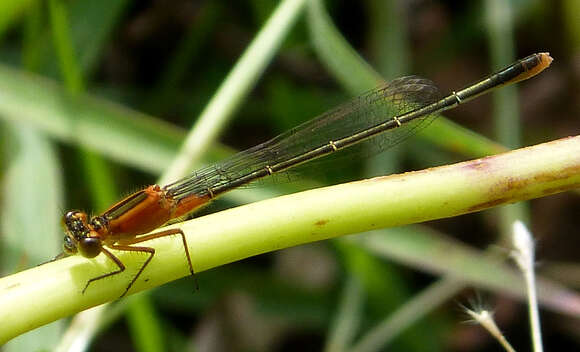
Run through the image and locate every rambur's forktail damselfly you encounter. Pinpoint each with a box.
[59,52,553,297]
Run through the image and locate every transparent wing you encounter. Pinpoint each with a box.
[164,77,441,200]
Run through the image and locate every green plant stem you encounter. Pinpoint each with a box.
[0,135,579,343]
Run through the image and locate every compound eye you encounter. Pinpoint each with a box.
[79,237,101,258]
[63,236,77,254]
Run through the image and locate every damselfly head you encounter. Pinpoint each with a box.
[61,210,102,258]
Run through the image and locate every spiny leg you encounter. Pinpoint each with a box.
[82,247,125,294]
[126,229,194,276]
[82,244,154,297]
[117,228,196,294]
[107,243,156,297]
[83,229,196,297]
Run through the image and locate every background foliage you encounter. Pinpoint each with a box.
[0,0,578,351]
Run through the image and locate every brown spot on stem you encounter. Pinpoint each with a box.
[314,219,329,226]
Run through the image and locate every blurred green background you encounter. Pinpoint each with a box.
[0,0,578,351]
